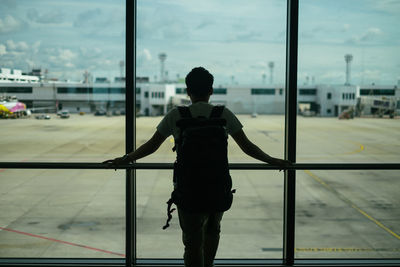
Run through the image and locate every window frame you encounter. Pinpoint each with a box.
[0,0,399,266]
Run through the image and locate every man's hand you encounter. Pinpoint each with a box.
[268,157,292,171]
[102,155,131,170]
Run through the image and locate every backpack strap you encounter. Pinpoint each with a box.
[177,106,192,118]
[173,106,191,152]
[162,198,176,230]
[209,105,224,118]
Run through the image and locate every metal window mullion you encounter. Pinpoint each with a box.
[125,0,136,266]
[284,0,299,265]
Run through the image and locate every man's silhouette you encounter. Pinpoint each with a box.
[104,67,290,267]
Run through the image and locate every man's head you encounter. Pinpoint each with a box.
[185,67,214,98]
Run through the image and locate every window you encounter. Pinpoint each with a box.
[92,88,125,94]
[213,88,227,95]
[1,0,399,266]
[299,88,317,95]
[136,87,141,94]
[251,88,275,95]
[0,87,33,93]
[327,92,332,99]
[137,0,286,261]
[360,89,395,96]
[175,88,187,94]
[297,0,400,261]
[57,87,91,94]
[0,3,126,244]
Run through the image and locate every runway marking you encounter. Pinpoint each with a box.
[262,247,400,252]
[0,226,125,257]
[304,170,400,241]
[297,141,365,161]
[294,248,400,252]
[343,141,365,155]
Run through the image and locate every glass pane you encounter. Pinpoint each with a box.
[297,0,400,163]
[136,170,283,258]
[136,0,287,162]
[295,170,400,258]
[0,0,125,162]
[0,169,125,257]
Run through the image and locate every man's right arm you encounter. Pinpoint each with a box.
[102,130,166,167]
[231,129,291,168]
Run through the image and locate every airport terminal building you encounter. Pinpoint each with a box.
[1,73,399,117]
[2,0,400,266]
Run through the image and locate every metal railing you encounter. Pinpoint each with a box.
[1,162,400,170]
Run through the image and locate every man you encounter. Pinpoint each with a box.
[103,67,291,267]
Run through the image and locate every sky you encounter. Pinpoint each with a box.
[0,0,399,85]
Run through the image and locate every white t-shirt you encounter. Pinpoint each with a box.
[156,102,243,139]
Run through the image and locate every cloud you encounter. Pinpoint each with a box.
[137,8,189,40]
[0,15,23,33]
[0,44,7,56]
[250,61,268,70]
[160,19,188,39]
[2,0,17,8]
[360,27,382,41]
[79,47,102,59]
[196,20,215,30]
[137,49,152,67]
[141,49,152,61]
[73,8,103,28]
[226,30,262,42]
[58,49,77,61]
[32,41,41,54]
[371,0,400,15]
[64,62,75,68]
[345,27,383,44]
[319,71,344,82]
[5,40,29,51]
[47,48,77,68]
[301,24,350,41]
[27,8,65,24]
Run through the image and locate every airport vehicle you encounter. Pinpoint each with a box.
[59,110,70,118]
[35,114,51,120]
[95,109,106,116]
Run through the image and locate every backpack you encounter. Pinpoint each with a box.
[162,105,235,229]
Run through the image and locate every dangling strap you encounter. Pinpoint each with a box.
[209,105,224,118]
[162,198,176,230]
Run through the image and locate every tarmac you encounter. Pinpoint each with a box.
[0,114,399,259]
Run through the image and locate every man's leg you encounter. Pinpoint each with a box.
[203,212,224,267]
[178,208,207,267]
